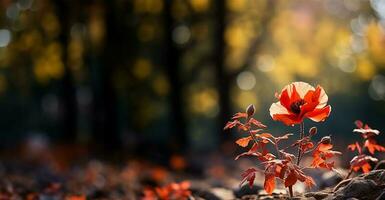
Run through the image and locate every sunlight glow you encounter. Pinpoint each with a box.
[0,29,11,47]
[236,71,256,90]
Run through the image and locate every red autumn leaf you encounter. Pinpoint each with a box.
[155,187,169,200]
[275,133,293,143]
[350,154,378,173]
[304,176,316,188]
[293,137,314,153]
[248,118,267,128]
[224,120,240,130]
[347,142,362,154]
[238,123,249,131]
[264,174,275,194]
[142,188,158,200]
[65,195,86,200]
[232,112,248,119]
[235,136,253,147]
[288,166,316,189]
[279,150,296,162]
[240,168,257,188]
[311,143,341,170]
[254,133,276,145]
[284,170,298,187]
[353,120,380,138]
[354,128,380,138]
[364,139,385,155]
[317,143,332,151]
[143,181,191,200]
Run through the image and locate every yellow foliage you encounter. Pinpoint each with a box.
[356,56,376,81]
[152,74,170,96]
[232,89,259,110]
[133,58,152,80]
[366,22,385,65]
[133,0,163,14]
[227,0,247,12]
[188,87,218,116]
[33,43,64,84]
[190,0,210,12]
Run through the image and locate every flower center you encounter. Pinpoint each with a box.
[290,99,305,114]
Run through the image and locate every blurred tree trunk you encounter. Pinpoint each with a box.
[90,0,121,152]
[214,0,231,142]
[55,0,78,143]
[164,0,187,153]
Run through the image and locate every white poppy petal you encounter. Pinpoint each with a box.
[269,102,289,118]
[316,86,328,108]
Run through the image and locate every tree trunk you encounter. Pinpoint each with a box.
[55,0,78,144]
[90,1,120,153]
[164,0,187,153]
[214,0,231,142]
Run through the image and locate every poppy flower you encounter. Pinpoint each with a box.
[269,82,331,126]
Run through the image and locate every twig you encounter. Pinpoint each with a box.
[345,168,353,179]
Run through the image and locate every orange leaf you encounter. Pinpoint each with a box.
[235,136,253,147]
[347,142,361,154]
[224,120,240,130]
[275,133,293,143]
[248,118,267,128]
[284,170,298,187]
[350,154,378,173]
[317,143,333,152]
[264,175,275,194]
[311,140,341,170]
[232,112,248,119]
[304,176,316,188]
[361,163,371,173]
[240,168,257,188]
[65,195,86,200]
[364,139,385,155]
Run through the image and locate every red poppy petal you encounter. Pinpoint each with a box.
[304,90,315,103]
[306,105,331,122]
[279,89,291,110]
[299,101,319,117]
[272,114,301,126]
[290,84,301,104]
[312,86,322,103]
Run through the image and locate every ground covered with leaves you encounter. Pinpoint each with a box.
[0,154,384,200]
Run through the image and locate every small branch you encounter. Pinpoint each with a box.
[333,178,352,192]
[374,160,385,170]
[345,168,353,179]
[274,142,281,159]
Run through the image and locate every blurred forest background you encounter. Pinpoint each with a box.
[0,0,385,162]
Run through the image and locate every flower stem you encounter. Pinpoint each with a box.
[296,122,305,165]
[288,186,293,198]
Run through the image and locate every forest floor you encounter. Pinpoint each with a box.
[0,155,384,200]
